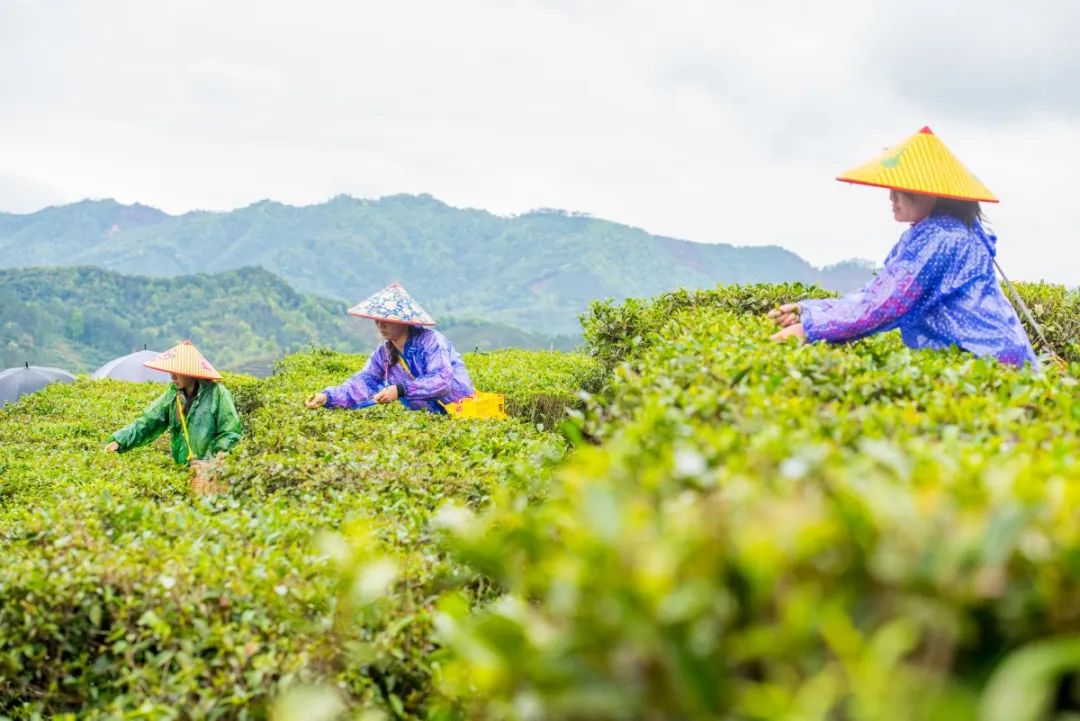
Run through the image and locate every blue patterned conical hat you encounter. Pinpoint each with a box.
[347,282,436,326]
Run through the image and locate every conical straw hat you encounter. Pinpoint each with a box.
[837,126,997,203]
[347,282,436,326]
[143,341,223,380]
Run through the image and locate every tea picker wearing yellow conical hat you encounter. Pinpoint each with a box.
[768,126,1037,367]
[105,341,242,464]
[305,282,505,418]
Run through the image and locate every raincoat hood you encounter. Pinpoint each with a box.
[970,218,997,257]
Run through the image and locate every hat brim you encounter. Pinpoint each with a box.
[347,310,436,327]
[836,177,999,203]
[142,361,223,381]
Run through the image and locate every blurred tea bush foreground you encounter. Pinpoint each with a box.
[1,282,1078,720]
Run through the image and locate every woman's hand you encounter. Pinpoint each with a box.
[767,303,801,328]
[770,323,807,342]
[373,385,400,404]
[304,392,328,409]
[104,441,120,453]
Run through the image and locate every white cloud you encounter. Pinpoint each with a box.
[867,0,1080,121]
[0,170,68,213]
[0,0,1076,284]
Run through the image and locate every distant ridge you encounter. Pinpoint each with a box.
[0,194,873,336]
[0,266,578,372]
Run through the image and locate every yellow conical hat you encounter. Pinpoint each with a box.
[143,341,222,380]
[837,126,998,203]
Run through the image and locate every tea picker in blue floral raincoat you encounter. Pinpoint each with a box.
[305,282,477,414]
[768,126,1036,368]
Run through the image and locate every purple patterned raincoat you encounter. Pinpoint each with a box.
[321,327,476,413]
[799,214,1037,367]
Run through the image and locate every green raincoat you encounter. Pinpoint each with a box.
[109,380,242,464]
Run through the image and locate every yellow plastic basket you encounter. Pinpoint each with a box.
[396,356,507,420]
[442,391,507,420]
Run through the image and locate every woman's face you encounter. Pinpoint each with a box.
[890,189,935,223]
[374,319,409,342]
[171,373,197,392]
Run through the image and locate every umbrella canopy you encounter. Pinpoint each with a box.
[91,349,171,383]
[0,363,76,408]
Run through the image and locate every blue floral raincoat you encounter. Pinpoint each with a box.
[799,214,1037,367]
[321,327,476,413]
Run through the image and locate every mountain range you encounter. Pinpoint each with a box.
[0,194,873,337]
[0,266,578,373]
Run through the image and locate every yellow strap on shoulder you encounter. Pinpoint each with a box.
[175,392,194,462]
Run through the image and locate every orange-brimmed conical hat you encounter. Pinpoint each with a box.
[143,341,223,380]
[347,282,436,326]
[837,126,998,203]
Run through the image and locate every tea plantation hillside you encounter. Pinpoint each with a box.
[0,348,602,718]
[1,282,1079,720]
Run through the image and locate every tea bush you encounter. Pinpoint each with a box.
[0,348,597,719]
[1011,281,1080,363]
[269,348,604,426]
[432,288,1080,720]
[3,284,1078,721]
[580,281,1080,370]
[580,283,838,370]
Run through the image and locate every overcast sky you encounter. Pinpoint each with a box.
[2,0,1078,283]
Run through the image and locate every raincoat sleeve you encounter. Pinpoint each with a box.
[321,347,386,409]
[799,225,948,343]
[109,388,173,452]
[210,384,242,454]
[402,331,454,400]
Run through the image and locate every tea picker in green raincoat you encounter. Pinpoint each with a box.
[105,341,242,465]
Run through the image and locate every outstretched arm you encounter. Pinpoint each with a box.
[109,389,172,452]
[320,348,386,409]
[799,228,947,343]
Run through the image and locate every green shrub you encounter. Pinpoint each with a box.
[0,348,589,718]
[466,349,605,425]
[431,290,1080,720]
[273,347,603,426]
[581,283,836,369]
[222,370,269,415]
[1011,281,1080,363]
[4,282,1079,720]
[580,280,1079,368]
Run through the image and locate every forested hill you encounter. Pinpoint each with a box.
[0,195,873,336]
[0,266,576,372]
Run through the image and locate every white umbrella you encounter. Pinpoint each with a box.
[91,348,171,383]
[0,363,76,407]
